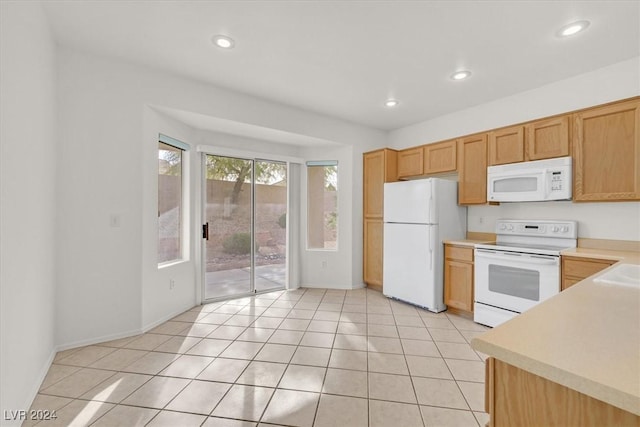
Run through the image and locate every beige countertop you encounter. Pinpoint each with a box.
[562,246,640,263]
[471,252,640,415]
[443,239,493,247]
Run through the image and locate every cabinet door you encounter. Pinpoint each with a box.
[444,259,474,312]
[458,134,488,205]
[363,149,397,218]
[574,99,640,201]
[364,150,386,218]
[424,140,457,174]
[363,218,383,288]
[398,147,424,178]
[526,115,570,160]
[488,125,524,166]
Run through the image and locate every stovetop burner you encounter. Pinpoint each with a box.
[477,219,578,256]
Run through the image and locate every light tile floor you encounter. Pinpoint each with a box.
[31,288,490,427]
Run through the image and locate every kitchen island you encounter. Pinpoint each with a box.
[471,259,640,426]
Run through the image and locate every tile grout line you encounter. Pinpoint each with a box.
[392,301,427,427]
[37,287,488,427]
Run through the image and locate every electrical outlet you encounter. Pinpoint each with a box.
[321,260,327,269]
[479,217,484,224]
[169,279,175,290]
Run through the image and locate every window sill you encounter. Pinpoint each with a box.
[158,259,189,269]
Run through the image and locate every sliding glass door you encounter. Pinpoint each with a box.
[254,160,287,291]
[203,155,287,301]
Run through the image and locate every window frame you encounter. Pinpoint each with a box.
[157,134,189,266]
[305,160,338,251]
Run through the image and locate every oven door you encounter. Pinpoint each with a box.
[474,248,560,313]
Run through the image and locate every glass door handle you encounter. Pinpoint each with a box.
[202,222,209,240]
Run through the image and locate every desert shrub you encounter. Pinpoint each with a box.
[278,213,286,228]
[222,232,257,255]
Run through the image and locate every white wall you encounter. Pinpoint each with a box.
[55,47,386,347]
[468,202,640,241]
[300,145,359,289]
[0,2,57,422]
[389,57,640,148]
[141,109,199,329]
[388,57,640,241]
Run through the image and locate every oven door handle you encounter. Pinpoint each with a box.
[475,249,558,265]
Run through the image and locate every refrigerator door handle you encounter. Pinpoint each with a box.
[429,228,436,270]
[429,181,435,224]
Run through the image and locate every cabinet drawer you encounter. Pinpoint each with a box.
[562,257,616,280]
[445,245,474,262]
[561,276,582,291]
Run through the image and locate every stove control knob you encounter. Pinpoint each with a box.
[551,226,559,232]
[561,226,569,232]
[499,224,506,230]
[507,224,514,231]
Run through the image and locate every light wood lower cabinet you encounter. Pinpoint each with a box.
[561,256,616,290]
[444,244,474,314]
[363,219,383,291]
[485,358,639,426]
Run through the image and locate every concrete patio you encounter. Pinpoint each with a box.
[205,263,286,299]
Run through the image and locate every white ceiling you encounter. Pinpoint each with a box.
[42,1,640,131]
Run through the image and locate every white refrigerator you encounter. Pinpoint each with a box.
[383,179,466,312]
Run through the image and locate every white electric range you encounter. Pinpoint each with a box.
[474,219,578,327]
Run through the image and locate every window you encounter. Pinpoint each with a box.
[307,161,338,250]
[158,136,187,264]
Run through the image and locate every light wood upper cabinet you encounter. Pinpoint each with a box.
[397,147,424,178]
[526,115,570,161]
[424,140,457,174]
[573,99,640,201]
[488,125,525,166]
[458,134,488,205]
[363,149,397,218]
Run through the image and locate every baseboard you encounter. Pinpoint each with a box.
[445,306,474,320]
[299,283,364,290]
[141,302,197,333]
[56,326,144,352]
[13,347,57,425]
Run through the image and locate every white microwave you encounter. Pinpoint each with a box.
[487,156,572,202]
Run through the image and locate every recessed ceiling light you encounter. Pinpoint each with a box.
[385,99,399,108]
[451,70,472,81]
[557,20,590,37]
[212,35,235,49]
